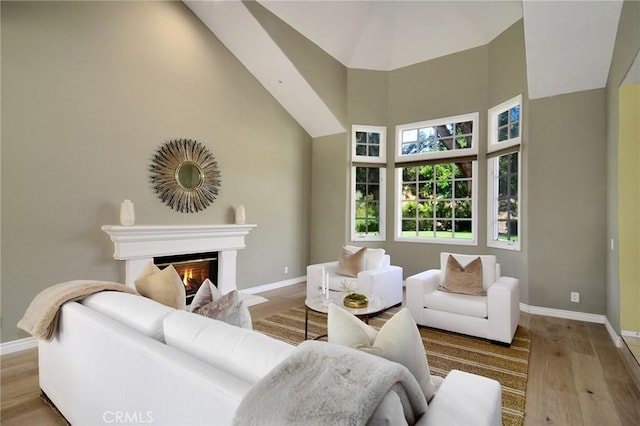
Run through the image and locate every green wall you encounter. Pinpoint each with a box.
[606,0,640,333]
[618,84,640,333]
[0,1,311,342]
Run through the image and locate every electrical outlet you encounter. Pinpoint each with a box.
[284,266,289,274]
[571,292,580,303]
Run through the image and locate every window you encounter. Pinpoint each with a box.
[351,125,386,241]
[352,125,386,163]
[352,166,385,240]
[395,113,478,245]
[398,162,475,240]
[396,113,478,162]
[487,95,522,250]
[488,97,521,151]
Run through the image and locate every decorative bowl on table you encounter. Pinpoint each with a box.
[343,293,368,308]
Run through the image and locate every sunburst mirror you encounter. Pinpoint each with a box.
[150,139,221,213]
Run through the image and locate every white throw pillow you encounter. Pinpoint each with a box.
[345,245,386,270]
[189,279,252,329]
[134,263,186,310]
[328,304,436,401]
[365,248,386,270]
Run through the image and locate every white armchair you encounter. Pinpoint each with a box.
[405,252,520,345]
[306,246,403,308]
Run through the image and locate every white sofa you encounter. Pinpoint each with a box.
[307,246,403,308]
[39,290,502,425]
[405,252,520,345]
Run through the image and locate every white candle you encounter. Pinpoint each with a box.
[324,271,330,299]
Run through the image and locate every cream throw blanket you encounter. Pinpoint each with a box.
[233,340,428,426]
[17,280,138,341]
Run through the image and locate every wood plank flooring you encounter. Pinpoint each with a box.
[1,282,639,425]
[521,314,639,426]
[623,336,640,363]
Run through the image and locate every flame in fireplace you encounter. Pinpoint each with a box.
[183,269,193,287]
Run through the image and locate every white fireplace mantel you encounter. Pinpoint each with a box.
[102,224,257,293]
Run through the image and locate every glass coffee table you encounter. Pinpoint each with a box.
[304,292,386,340]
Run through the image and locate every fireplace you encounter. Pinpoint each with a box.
[154,252,218,304]
[101,224,257,294]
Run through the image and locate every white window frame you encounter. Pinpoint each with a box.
[350,125,387,242]
[395,112,479,163]
[487,95,522,250]
[350,166,386,242]
[394,113,479,246]
[487,154,521,250]
[488,95,522,154]
[352,125,386,163]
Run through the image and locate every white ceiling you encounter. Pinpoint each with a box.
[260,0,524,71]
[186,0,626,137]
[522,0,623,99]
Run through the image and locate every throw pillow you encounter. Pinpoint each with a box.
[190,279,252,329]
[336,246,367,277]
[195,290,242,326]
[327,304,437,402]
[441,255,485,296]
[134,263,187,310]
[365,248,386,270]
[188,278,215,312]
[346,245,386,270]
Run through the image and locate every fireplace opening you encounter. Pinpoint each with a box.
[154,252,218,304]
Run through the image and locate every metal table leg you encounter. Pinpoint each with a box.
[305,306,309,340]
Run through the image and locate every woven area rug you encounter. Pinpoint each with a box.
[254,306,530,426]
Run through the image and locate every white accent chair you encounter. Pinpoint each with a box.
[405,252,520,345]
[306,246,403,308]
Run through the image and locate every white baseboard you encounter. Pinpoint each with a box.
[239,275,306,295]
[0,336,37,355]
[520,303,624,347]
[622,329,640,338]
[520,303,606,323]
[605,318,624,348]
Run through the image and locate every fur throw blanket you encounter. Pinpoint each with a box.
[18,280,138,341]
[233,340,428,426]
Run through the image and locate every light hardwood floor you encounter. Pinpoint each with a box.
[623,336,640,364]
[2,282,639,425]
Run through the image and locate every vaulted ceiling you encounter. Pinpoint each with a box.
[185,0,625,137]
